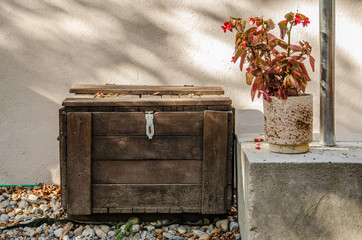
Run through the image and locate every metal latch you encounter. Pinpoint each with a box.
[145,111,154,140]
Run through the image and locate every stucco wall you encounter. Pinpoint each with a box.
[0,0,361,184]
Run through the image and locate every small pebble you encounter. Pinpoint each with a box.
[82,228,95,237]
[199,233,211,240]
[229,221,239,231]
[178,226,187,234]
[128,216,140,224]
[132,224,141,233]
[216,219,229,232]
[54,228,63,237]
[0,213,9,222]
[95,228,107,238]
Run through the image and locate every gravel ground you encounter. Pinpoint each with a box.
[0,185,240,240]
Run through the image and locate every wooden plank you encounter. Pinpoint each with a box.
[92,208,108,214]
[169,208,183,213]
[138,106,163,112]
[92,184,202,209]
[92,160,202,184]
[144,208,158,213]
[114,106,139,112]
[202,111,228,214]
[207,105,232,111]
[62,97,232,107]
[59,108,67,210]
[69,84,224,95]
[64,106,88,112]
[132,207,145,213]
[182,207,201,213]
[88,106,114,112]
[92,112,145,136]
[67,112,92,215]
[227,111,234,210]
[92,112,203,136]
[92,136,202,160]
[109,208,133,213]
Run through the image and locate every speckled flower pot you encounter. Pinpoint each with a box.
[263,94,313,153]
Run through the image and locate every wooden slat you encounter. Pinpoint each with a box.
[92,208,108,214]
[88,106,114,112]
[59,108,67,210]
[69,84,224,95]
[92,112,203,136]
[144,208,158,213]
[92,160,202,184]
[92,136,202,160]
[182,207,201,213]
[226,110,234,210]
[202,111,228,214]
[67,112,92,215]
[62,97,232,107]
[92,184,202,209]
[109,208,132,214]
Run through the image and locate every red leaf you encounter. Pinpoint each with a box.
[291,45,303,52]
[309,55,315,71]
[239,50,247,71]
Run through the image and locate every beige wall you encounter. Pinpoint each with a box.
[1,0,361,184]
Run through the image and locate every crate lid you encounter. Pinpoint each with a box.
[69,84,225,95]
[63,84,231,107]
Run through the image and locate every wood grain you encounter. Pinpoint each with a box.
[62,97,231,107]
[202,111,228,214]
[92,112,203,136]
[92,160,202,184]
[69,84,224,95]
[59,108,67,210]
[67,112,92,215]
[92,184,202,209]
[92,136,202,160]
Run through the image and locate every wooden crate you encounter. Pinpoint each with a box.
[59,85,234,216]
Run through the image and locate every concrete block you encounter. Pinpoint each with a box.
[237,134,362,240]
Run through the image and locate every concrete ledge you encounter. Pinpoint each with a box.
[237,134,362,240]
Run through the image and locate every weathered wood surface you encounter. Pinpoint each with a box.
[202,111,228,214]
[66,112,92,215]
[92,136,202,160]
[92,160,202,184]
[227,110,234,210]
[59,108,67,210]
[62,97,232,107]
[69,84,224,95]
[92,112,203,136]
[92,184,202,209]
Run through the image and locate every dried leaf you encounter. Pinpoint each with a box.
[309,55,315,71]
[246,72,254,85]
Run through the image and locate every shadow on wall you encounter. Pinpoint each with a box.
[0,0,361,184]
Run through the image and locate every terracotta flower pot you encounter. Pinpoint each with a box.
[263,94,313,153]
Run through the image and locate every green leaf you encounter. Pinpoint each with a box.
[285,12,294,22]
[278,20,288,39]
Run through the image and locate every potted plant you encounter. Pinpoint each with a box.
[222,12,315,153]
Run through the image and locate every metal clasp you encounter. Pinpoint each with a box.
[145,111,154,140]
